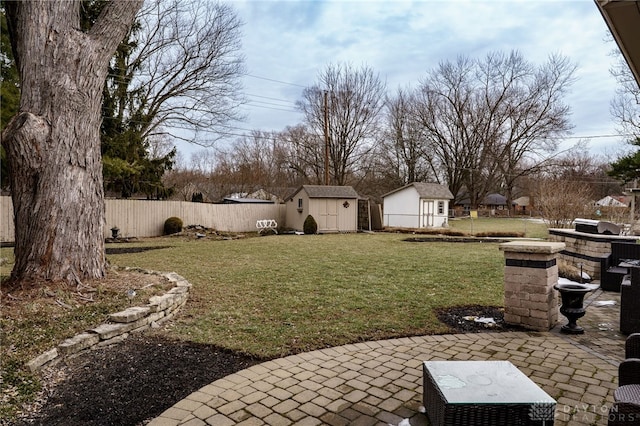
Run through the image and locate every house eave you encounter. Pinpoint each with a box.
[595,0,640,88]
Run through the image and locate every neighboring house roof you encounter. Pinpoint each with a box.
[246,189,282,203]
[382,182,454,200]
[596,195,628,207]
[482,193,507,206]
[286,185,359,200]
[222,197,274,204]
[513,196,530,207]
[596,0,640,87]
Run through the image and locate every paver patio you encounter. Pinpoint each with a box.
[149,289,625,426]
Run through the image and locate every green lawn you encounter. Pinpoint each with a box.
[105,233,505,358]
[1,232,516,418]
[449,216,548,239]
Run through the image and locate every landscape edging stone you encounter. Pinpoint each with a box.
[25,268,190,373]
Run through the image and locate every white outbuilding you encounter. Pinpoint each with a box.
[382,182,454,229]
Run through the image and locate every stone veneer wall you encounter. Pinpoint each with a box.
[26,269,191,373]
[548,229,637,280]
[500,241,565,331]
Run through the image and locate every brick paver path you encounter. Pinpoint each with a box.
[150,289,625,426]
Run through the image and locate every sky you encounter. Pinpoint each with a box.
[175,0,631,163]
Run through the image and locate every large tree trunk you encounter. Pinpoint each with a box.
[1,1,142,284]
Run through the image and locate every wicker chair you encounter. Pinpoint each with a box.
[626,333,640,359]
[621,268,640,334]
[609,334,640,425]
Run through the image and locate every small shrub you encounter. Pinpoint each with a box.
[164,217,183,235]
[303,215,318,234]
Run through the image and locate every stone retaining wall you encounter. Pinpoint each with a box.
[26,269,191,373]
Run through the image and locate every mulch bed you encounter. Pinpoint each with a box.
[436,304,528,333]
[17,334,261,426]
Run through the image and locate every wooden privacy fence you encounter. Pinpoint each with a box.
[0,196,286,242]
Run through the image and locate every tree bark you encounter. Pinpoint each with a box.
[1,0,142,284]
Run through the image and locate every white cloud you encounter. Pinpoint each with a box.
[177,0,628,160]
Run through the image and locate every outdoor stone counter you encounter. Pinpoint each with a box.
[26,269,191,373]
[499,241,565,331]
[548,228,637,280]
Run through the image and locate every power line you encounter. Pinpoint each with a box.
[244,73,307,88]
[245,93,296,104]
[244,102,299,113]
[562,134,631,140]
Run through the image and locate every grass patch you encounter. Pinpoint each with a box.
[449,217,549,239]
[105,233,505,358]
[1,233,507,418]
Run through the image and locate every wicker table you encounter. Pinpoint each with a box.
[423,361,556,426]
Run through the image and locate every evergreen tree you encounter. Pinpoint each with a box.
[608,138,640,184]
[0,6,20,189]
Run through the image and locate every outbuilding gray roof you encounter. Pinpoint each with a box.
[382,182,453,200]
[287,185,359,200]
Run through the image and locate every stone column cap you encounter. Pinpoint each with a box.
[499,241,566,254]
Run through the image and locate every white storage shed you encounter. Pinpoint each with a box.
[382,182,454,229]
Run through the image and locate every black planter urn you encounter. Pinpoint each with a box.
[553,282,598,334]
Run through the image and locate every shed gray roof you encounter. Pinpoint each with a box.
[382,182,453,200]
[287,185,359,200]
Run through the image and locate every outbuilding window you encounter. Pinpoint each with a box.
[438,201,444,215]
[297,198,303,211]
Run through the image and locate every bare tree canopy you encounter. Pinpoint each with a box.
[610,53,640,139]
[297,63,386,185]
[278,124,324,185]
[2,0,142,283]
[414,50,575,208]
[378,87,436,186]
[121,0,245,145]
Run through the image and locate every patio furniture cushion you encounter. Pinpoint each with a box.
[614,384,640,403]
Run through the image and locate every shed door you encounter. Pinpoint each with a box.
[325,199,338,230]
[318,199,338,231]
[422,200,434,227]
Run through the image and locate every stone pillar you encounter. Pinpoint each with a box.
[499,241,566,331]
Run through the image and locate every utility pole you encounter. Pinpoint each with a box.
[323,90,329,186]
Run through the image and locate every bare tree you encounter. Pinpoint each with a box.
[378,87,436,186]
[297,63,386,185]
[534,177,594,228]
[610,53,640,139]
[119,0,245,146]
[414,51,575,208]
[486,53,575,213]
[278,124,324,185]
[2,0,142,283]
[162,169,206,201]
[414,55,495,206]
[226,130,286,193]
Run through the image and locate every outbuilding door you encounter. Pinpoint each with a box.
[318,199,338,231]
[422,200,434,227]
